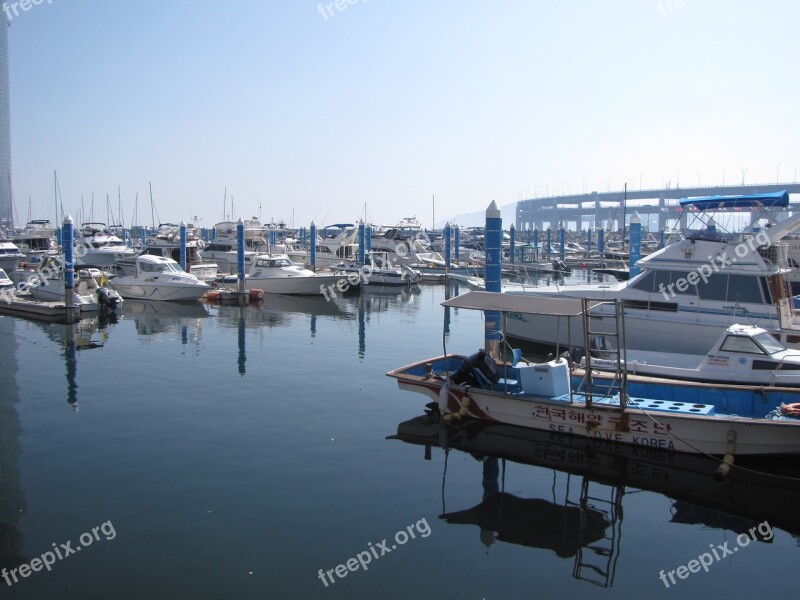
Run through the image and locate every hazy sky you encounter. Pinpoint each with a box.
[5,0,799,229]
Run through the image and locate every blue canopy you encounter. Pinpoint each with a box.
[679,191,789,210]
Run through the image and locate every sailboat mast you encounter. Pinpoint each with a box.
[149,181,155,230]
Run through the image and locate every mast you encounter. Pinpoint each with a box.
[149,181,155,230]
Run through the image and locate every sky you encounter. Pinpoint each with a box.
[4,0,800,230]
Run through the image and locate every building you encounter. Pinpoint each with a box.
[0,19,11,231]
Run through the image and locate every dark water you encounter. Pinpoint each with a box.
[0,281,798,599]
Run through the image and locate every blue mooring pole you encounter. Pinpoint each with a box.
[179,220,187,271]
[63,215,77,319]
[358,221,365,266]
[629,212,642,278]
[598,228,605,255]
[533,228,539,262]
[659,229,665,249]
[310,222,317,272]
[484,201,502,360]
[444,222,451,269]
[558,223,565,262]
[237,218,246,301]
[366,223,372,252]
[509,223,515,264]
[587,228,593,255]
[454,225,460,260]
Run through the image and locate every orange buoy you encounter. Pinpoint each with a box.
[206,290,221,302]
[249,289,265,302]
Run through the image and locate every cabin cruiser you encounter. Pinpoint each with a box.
[0,238,25,271]
[338,252,421,286]
[123,223,218,281]
[11,220,59,261]
[586,324,800,387]
[75,222,137,267]
[505,192,800,354]
[0,268,12,290]
[109,255,210,301]
[214,254,357,296]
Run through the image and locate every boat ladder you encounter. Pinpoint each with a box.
[577,298,627,408]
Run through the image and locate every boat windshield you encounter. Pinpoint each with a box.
[753,332,786,354]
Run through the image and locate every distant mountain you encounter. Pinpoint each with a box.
[437,202,516,228]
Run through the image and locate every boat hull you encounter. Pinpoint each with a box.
[241,273,356,295]
[110,280,210,302]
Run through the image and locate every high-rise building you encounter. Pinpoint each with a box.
[0,20,11,232]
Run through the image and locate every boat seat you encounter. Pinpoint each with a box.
[511,348,523,366]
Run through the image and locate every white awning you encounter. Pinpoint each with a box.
[441,290,607,316]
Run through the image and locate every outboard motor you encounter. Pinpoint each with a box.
[450,349,500,389]
[97,287,123,314]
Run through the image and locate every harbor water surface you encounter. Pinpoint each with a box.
[0,280,798,599]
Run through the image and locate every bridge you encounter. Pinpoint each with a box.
[515,183,800,232]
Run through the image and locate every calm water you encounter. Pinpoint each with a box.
[0,280,798,599]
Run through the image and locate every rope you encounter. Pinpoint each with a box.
[628,403,800,482]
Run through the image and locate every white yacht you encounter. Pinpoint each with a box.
[135,223,218,281]
[0,238,25,271]
[75,222,137,267]
[109,255,210,302]
[0,267,12,290]
[215,254,356,296]
[505,193,800,354]
[11,220,59,261]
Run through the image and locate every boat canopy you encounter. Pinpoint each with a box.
[679,191,789,211]
[441,291,605,316]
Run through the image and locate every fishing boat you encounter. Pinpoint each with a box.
[583,323,800,387]
[109,255,210,302]
[213,254,357,296]
[505,191,800,354]
[388,291,800,456]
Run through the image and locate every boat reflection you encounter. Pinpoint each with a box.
[122,299,209,339]
[390,415,800,588]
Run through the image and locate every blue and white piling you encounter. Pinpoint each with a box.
[237,218,246,305]
[179,220,187,271]
[484,201,502,360]
[629,212,642,278]
[309,222,317,272]
[509,223,515,265]
[558,223,565,262]
[454,225,460,261]
[358,220,365,266]
[598,228,605,255]
[533,228,539,262]
[63,215,78,322]
[366,223,372,253]
[444,222,451,270]
[587,228,593,254]
[546,227,552,261]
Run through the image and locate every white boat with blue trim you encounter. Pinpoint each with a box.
[388,291,800,457]
[505,192,800,354]
[109,255,210,302]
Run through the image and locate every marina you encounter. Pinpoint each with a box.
[1,3,799,598]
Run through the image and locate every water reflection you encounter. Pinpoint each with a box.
[390,416,800,588]
[0,316,26,573]
[122,300,209,344]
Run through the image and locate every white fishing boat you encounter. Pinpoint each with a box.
[505,192,800,354]
[109,255,210,302]
[584,323,800,387]
[214,254,357,296]
[388,291,800,456]
[136,223,218,281]
[75,222,137,267]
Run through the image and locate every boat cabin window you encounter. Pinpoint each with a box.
[719,335,766,354]
[698,274,765,304]
[753,332,786,354]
